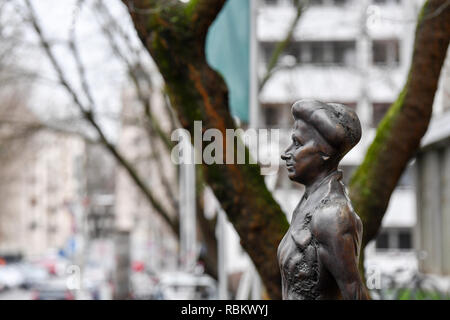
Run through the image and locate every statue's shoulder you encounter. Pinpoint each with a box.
[311,198,362,245]
[309,171,363,243]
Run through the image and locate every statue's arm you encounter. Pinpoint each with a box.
[313,204,370,300]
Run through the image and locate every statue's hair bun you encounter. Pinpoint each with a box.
[291,99,362,158]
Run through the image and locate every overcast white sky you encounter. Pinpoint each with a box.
[11,0,153,142]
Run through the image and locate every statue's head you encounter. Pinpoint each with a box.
[281,100,361,185]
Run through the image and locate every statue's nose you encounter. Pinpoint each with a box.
[281,153,289,161]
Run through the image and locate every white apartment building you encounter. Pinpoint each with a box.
[0,113,86,259]
[414,48,450,280]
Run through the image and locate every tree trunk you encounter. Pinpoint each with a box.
[123,0,289,299]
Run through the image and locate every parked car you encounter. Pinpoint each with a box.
[155,271,217,300]
[16,263,49,289]
[83,264,110,300]
[0,265,25,290]
[30,252,70,277]
[131,269,154,300]
[31,278,74,300]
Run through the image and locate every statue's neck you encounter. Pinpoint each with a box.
[304,169,340,199]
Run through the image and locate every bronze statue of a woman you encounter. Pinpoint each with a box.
[278,100,369,300]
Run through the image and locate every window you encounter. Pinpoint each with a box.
[265,0,278,5]
[262,43,275,66]
[376,232,389,249]
[311,42,324,64]
[262,41,356,67]
[48,225,58,234]
[373,0,401,4]
[399,231,412,250]
[262,42,299,66]
[373,40,400,66]
[28,221,37,231]
[372,103,391,126]
[280,43,300,66]
[302,41,356,65]
[299,42,311,63]
[334,41,356,66]
[376,228,413,251]
[285,43,300,61]
[263,105,282,127]
[309,0,348,5]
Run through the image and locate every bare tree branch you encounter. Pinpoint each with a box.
[95,0,174,149]
[94,0,178,212]
[259,0,306,92]
[24,0,179,236]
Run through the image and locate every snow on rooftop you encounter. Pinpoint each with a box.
[382,188,416,228]
[366,4,414,39]
[258,4,407,42]
[364,250,418,277]
[260,67,361,103]
[420,111,450,148]
[260,67,404,104]
[258,6,359,41]
[368,68,406,102]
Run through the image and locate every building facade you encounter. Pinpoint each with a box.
[0,124,85,259]
[414,47,450,279]
[114,83,179,276]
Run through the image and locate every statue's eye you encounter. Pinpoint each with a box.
[293,137,301,147]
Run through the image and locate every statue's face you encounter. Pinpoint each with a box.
[281,119,332,185]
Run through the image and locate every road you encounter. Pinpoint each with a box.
[0,288,33,300]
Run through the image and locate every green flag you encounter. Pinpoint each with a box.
[206,0,250,123]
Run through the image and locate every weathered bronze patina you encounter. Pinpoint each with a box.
[278,100,369,300]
